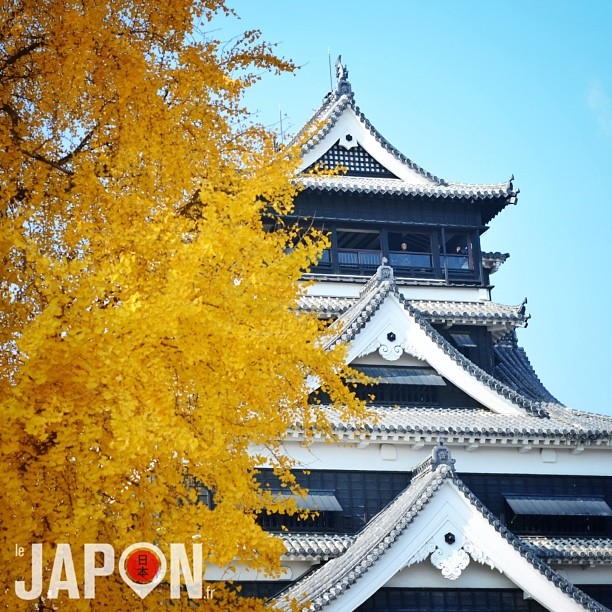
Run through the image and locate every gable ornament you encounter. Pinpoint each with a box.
[405,535,497,581]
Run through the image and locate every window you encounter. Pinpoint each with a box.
[388,232,432,270]
[337,229,381,271]
[355,383,440,406]
[352,366,445,386]
[504,495,612,535]
[316,248,332,270]
[258,490,343,532]
[312,141,397,177]
[443,231,473,271]
[185,478,214,508]
[450,332,477,348]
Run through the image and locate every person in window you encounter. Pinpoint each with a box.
[398,242,411,266]
[455,245,469,269]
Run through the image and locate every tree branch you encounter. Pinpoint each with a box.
[1,38,44,70]
[20,148,75,175]
[57,128,95,165]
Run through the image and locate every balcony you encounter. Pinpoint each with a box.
[388,250,433,277]
[311,229,481,285]
[337,249,381,274]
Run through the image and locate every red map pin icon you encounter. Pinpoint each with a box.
[119,543,166,598]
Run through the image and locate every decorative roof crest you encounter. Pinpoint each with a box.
[334,55,352,99]
[431,438,456,473]
[359,258,394,297]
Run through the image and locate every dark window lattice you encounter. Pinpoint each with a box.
[460,473,612,537]
[357,588,548,612]
[355,383,440,406]
[258,509,340,532]
[257,470,411,534]
[309,141,398,178]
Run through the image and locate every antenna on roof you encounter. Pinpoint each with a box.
[327,48,333,91]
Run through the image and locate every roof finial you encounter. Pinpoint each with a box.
[335,55,348,81]
[334,55,352,98]
[431,438,456,473]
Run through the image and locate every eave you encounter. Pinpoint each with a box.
[272,443,605,612]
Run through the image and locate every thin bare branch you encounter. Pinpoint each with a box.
[1,38,44,70]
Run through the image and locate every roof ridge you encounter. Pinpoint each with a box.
[351,103,445,185]
[324,262,398,348]
[400,297,548,417]
[296,94,353,153]
[322,264,548,416]
[273,457,452,610]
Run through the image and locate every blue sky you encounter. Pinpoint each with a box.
[219,1,612,416]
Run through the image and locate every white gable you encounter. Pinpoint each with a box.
[298,101,434,185]
[343,291,525,415]
[320,480,588,612]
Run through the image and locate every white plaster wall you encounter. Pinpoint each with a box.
[556,565,612,585]
[303,280,489,303]
[385,558,514,589]
[257,441,612,477]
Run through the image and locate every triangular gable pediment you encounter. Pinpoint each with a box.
[292,60,517,211]
[295,59,442,187]
[273,454,598,612]
[298,101,435,186]
[326,266,542,416]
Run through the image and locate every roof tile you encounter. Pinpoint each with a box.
[300,175,514,201]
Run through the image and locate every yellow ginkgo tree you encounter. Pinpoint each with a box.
[0,1,365,608]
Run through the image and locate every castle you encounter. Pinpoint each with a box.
[235,60,612,611]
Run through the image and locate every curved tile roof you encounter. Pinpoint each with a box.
[299,175,514,200]
[408,306,548,413]
[282,533,612,565]
[290,71,517,231]
[297,295,355,318]
[494,333,560,404]
[298,295,529,327]
[545,404,612,437]
[273,445,606,612]
[273,458,452,611]
[412,299,528,326]
[292,89,444,185]
[282,534,354,561]
[482,251,510,274]
[312,405,612,444]
[452,479,606,612]
[324,266,548,416]
[291,69,517,203]
[522,537,612,565]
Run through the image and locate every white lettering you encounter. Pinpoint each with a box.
[48,544,79,599]
[15,543,43,600]
[170,544,202,599]
[84,544,114,598]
